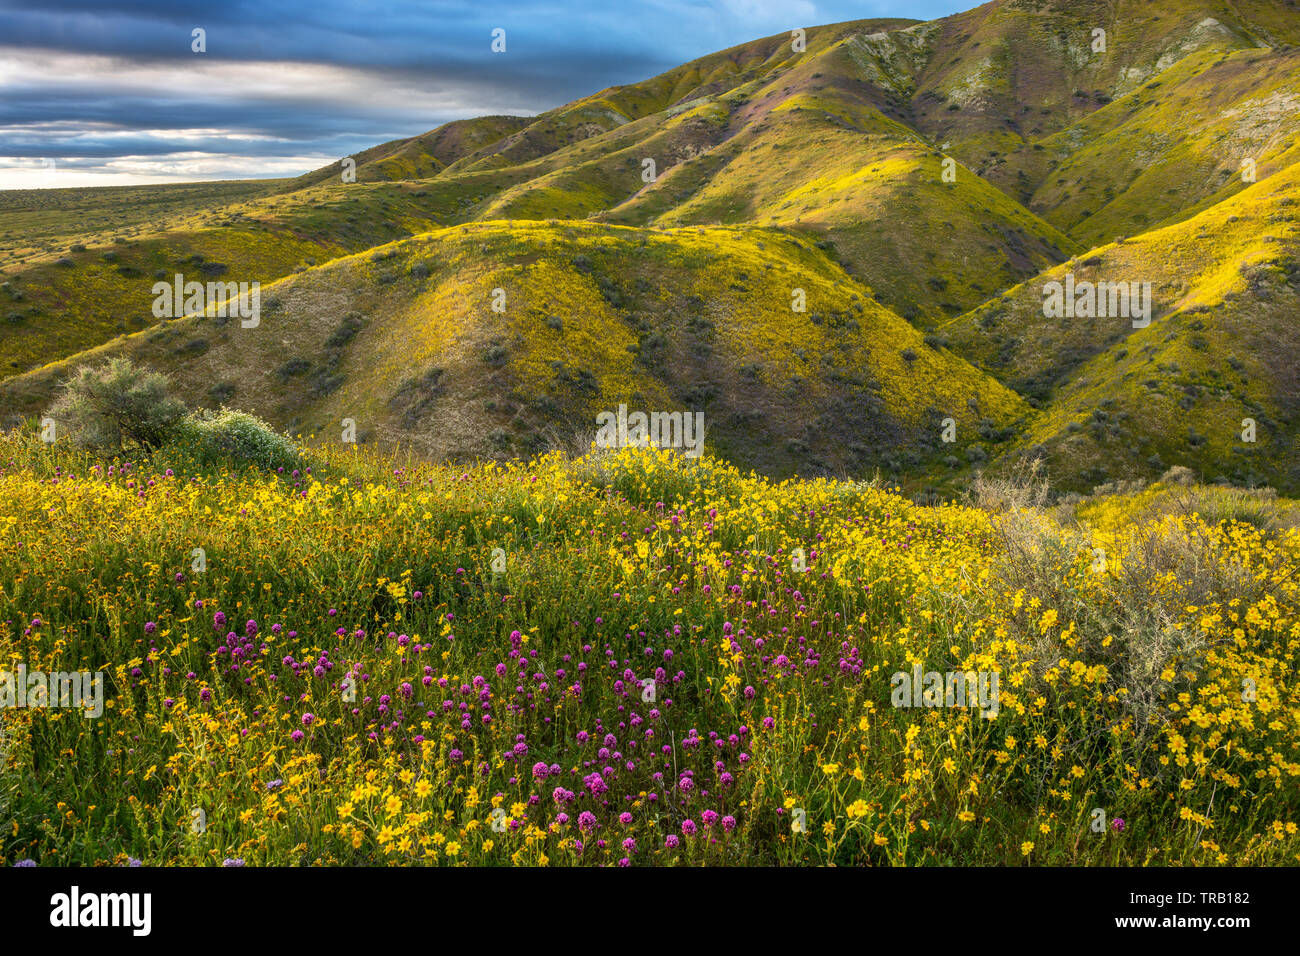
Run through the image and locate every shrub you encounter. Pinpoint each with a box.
[967,457,1260,749]
[174,409,300,471]
[325,313,365,348]
[1160,465,1196,486]
[1138,483,1299,533]
[277,357,312,378]
[46,358,186,451]
[308,369,345,398]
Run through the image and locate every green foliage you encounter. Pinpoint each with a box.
[46,357,186,451]
[173,408,301,471]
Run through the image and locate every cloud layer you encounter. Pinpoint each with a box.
[0,0,966,188]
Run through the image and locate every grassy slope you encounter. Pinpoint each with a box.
[289,115,535,189]
[0,185,409,378]
[603,99,1077,323]
[460,22,1079,322]
[913,0,1300,241]
[0,180,284,261]
[0,170,558,378]
[0,221,1029,480]
[943,161,1300,493]
[0,114,558,379]
[442,19,915,176]
[912,0,1300,147]
[4,0,1300,493]
[0,11,1076,377]
[1015,47,1300,246]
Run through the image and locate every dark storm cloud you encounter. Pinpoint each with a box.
[0,0,966,186]
[0,0,680,85]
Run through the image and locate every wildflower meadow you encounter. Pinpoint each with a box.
[1,431,1296,867]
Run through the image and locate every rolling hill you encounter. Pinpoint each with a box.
[943,160,1300,492]
[3,0,1300,493]
[0,221,1029,479]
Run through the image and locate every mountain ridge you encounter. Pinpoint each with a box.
[3,0,1299,492]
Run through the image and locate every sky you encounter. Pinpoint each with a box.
[0,0,970,189]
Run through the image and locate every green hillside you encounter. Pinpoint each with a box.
[4,0,1300,494]
[289,116,535,189]
[0,221,1029,480]
[1006,47,1300,246]
[943,161,1300,492]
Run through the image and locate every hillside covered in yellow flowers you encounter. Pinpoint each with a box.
[2,0,1300,493]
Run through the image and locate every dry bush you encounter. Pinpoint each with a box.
[971,455,1051,513]
[966,459,1268,761]
[1154,484,1299,534]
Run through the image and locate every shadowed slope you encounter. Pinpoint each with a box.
[944,162,1300,492]
[0,221,1030,480]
